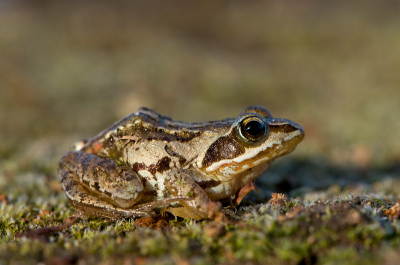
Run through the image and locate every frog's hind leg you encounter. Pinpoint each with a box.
[58,151,150,220]
[67,196,154,221]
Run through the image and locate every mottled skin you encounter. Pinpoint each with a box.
[58,106,304,220]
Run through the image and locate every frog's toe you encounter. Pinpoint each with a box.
[163,206,208,220]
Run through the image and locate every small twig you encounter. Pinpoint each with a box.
[16,215,79,240]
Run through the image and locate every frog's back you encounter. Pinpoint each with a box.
[77,107,233,159]
[135,107,234,132]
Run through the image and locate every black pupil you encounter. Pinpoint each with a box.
[244,120,264,137]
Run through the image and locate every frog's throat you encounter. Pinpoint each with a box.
[204,129,303,175]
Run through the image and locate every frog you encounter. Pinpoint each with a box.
[58,106,304,220]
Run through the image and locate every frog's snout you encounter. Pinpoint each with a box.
[267,118,305,142]
[290,122,305,142]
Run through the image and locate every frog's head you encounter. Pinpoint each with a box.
[201,106,304,181]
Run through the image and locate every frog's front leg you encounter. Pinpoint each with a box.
[163,170,215,220]
[58,151,149,220]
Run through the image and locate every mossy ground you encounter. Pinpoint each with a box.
[1,156,400,265]
[1,1,400,264]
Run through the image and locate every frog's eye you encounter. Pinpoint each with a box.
[238,116,268,143]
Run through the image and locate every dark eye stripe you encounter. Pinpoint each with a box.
[268,124,298,134]
[202,132,245,167]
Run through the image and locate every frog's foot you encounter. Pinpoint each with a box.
[68,197,155,221]
[132,196,192,212]
[59,151,148,220]
[163,201,222,220]
[163,170,212,220]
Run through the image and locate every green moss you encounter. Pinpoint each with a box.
[320,247,379,265]
[1,194,400,264]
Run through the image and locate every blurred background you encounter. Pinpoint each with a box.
[1,0,400,199]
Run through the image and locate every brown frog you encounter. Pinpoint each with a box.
[58,106,304,220]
